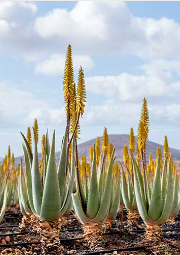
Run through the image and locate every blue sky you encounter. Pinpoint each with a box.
[1,1,180,157]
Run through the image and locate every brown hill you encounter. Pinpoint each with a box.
[12,134,180,166]
[77,134,180,162]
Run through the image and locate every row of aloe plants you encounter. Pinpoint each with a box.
[0,46,179,249]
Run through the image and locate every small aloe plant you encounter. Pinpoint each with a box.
[19,129,75,222]
[72,146,119,231]
[133,155,174,241]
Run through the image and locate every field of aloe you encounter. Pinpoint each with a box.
[0,45,179,255]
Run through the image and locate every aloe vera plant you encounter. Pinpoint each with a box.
[133,155,174,241]
[19,129,75,222]
[72,146,119,231]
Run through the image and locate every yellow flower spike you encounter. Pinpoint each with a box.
[16,164,20,177]
[150,159,154,172]
[69,143,72,162]
[171,162,175,174]
[149,152,153,166]
[128,156,133,174]
[137,120,146,152]
[11,153,15,170]
[102,127,109,156]
[147,165,151,173]
[163,135,169,159]
[154,161,157,171]
[4,155,8,171]
[156,148,160,160]
[81,155,86,178]
[70,83,80,138]
[7,146,11,166]
[125,170,128,181]
[95,137,101,166]
[129,128,135,155]
[141,97,149,141]
[33,118,39,143]
[81,155,87,166]
[86,163,91,178]
[41,134,46,157]
[63,44,74,105]
[107,143,113,164]
[123,145,129,167]
[40,160,43,176]
[27,127,32,150]
[76,67,86,117]
[89,145,93,163]
[113,161,118,178]
[136,146,141,163]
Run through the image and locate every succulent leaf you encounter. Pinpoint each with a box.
[40,131,61,221]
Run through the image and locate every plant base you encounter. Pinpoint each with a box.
[84,223,103,251]
[38,219,63,255]
[19,214,32,232]
[145,225,162,242]
[127,209,140,226]
[166,216,175,224]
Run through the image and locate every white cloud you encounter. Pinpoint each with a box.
[1,1,180,61]
[85,71,176,102]
[0,20,10,36]
[24,108,65,125]
[33,1,180,60]
[35,54,94,75]
[0,2,37,21]
[81,101,180,127]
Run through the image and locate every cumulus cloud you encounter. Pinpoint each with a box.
[33,1,180,59]
[24,108,66,125]
[85,70,179,102]
[81,102,180,127]
[1,1,180,61]
[35,54,94,75]
[0,82,45,118]
[0,80,67,128]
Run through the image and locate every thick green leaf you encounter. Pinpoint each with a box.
[92,150,115,223]
[60,138,76,216]
[72,191,91,224]
[133,159,147,210]
[40,131,61,221]
[133,160,152,224]
[156,159,174,225]
[0,185,8,222]
[20,132,33,164]
[121,168,131,210]
[31,128,42,216]
[22,144,35,214]
[108,173,121,219]
[58,127,68,204]
[86,146,100,219]
[45,130,50,161]
[19,159,31,214]
[171,174,180,217]
[161,159,167,209]
[148,156,162,221]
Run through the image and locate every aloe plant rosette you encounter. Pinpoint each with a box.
[19,129,75,253]
[133,156,174,241]
[72,146,119,248]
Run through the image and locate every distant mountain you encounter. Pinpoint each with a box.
[5,134,180,167]
[77,134,180,162]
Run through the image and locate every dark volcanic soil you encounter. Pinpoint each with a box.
[0,205,180,255]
